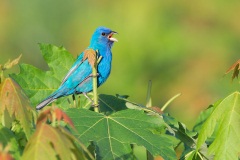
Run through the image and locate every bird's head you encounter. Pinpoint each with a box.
[90,26,118,48]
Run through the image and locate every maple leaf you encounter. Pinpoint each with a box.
[66,108,177,160]
[196,92,240,159]
[0,78,36,139]
[22,123,92,160]
[37,107,74,129]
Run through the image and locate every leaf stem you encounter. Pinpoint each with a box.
[161,93,181,111]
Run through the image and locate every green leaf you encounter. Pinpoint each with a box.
[180,143,214,160]
[22,124,88,160]
[98,94,128,113]
[193,105,215,133]
[10,44,75,107]
[163,113,197,148]
[180,150,206,160]
[162,114,212,160]
[116,94,161,113]
[196,92,240,159]
[66,108,177,160]
[0,125,21,159]
[193,101,221,146]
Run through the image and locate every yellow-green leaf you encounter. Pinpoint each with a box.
[196,92,240,159]
[0,78,35,139]
[3,55,22,71]
[22,123,88,160]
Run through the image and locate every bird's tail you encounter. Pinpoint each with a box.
[36,93,57,110]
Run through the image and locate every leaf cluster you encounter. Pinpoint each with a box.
[0,44,239,160]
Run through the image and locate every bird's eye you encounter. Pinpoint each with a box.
[101,32,106,36]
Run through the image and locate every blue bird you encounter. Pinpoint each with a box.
[36,26,117,110]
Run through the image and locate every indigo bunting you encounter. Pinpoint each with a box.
[36,27,117,110]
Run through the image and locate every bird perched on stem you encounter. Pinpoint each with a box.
[36,26,118,110]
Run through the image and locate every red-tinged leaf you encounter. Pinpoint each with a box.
[0,153,14,160]
[22,123,88,160]
[54,108,74,128]
[36,108,52,125]
[83,49,97,67]
[37,108,74,129]
[0,144,14,160]
[225,59,240,81]
[0,78,36,139]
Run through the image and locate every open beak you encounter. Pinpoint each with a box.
[108,31,118,42]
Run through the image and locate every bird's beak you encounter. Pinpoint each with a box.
[108,31,118,42]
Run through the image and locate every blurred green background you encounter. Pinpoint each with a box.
[1,0,239,127]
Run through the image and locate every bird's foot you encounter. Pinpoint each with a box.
[83,92,94,103]
[72,94,80,108]
[83,92,100,111]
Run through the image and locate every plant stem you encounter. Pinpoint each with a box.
[92,63,99,112]
[92,54,102,113]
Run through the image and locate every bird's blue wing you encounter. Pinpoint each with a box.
[60,53,85,85]
[58,49,99,95]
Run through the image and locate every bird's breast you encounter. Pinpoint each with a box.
[97,53,112,85]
